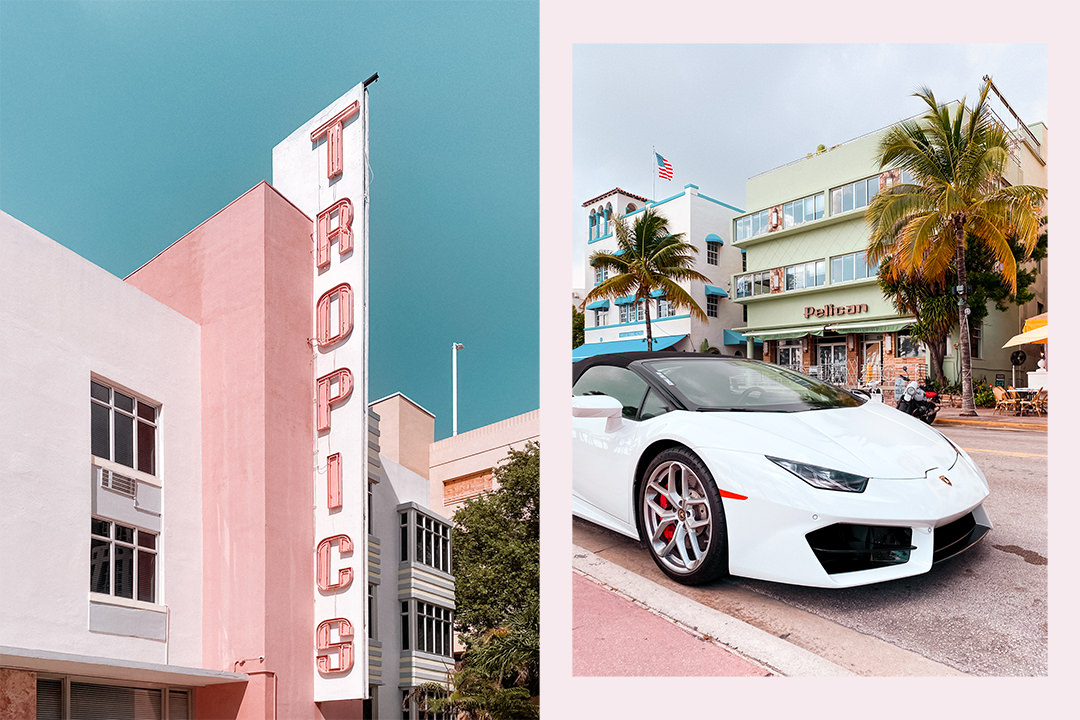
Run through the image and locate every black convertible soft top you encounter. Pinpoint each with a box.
[571,351,731,385]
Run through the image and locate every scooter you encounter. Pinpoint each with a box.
[893,368,939,424]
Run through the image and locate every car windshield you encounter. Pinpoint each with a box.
[641,357,863,412]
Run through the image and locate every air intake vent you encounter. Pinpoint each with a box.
[100,468,137,499]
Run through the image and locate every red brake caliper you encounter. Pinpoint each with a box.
[658,491,674,540]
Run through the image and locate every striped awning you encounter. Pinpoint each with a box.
[828,318,914,334]
[745,327,825,340]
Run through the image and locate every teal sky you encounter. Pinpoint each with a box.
[0,0,539,440]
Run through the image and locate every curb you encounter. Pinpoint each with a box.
[571,545,855,678]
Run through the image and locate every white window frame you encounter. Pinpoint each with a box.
[91,379,158,477]
[90,517,158,604]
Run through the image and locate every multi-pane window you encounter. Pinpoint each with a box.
[416,514,451,573]
[785,260,827,290]
[969,321,982,359]
[402,690,453,720]
[777,342,802,371]
[735,270,772,298]
[830,170,914,216]
[594,308,607,327]
[400,508,451,574]
[735,208,769,241]
[830,251,880,283]
[91,518,157,603]
[735,192,824,241]
[781,193,826,229]
[706,241,720,265]
[593,265,608,286]
[416,601,453,657]
[619,300,646,324]
[656,298,674,318]
[400,600,454,658]
[706,295,718,318]
[368,583,376,639]
[830,175,880,215]
[91,380,157,476]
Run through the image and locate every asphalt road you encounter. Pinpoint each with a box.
[572,423,1048,676]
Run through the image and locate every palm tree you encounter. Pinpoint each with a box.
[581,207,709,351]
[865,78,1046,415]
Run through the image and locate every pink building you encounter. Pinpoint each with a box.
[0,80,466,720]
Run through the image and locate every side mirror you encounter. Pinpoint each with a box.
[572,395,625,432]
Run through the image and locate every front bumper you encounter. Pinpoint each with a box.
[700,448,992,588]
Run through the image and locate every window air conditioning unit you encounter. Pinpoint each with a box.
[99,467,138,499]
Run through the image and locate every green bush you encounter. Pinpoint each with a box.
[972,377,996,408]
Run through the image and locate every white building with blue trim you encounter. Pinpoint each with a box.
[576,185,754,359]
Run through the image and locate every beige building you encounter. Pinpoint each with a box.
[371,393,539,521]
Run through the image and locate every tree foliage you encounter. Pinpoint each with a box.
[572,304,584,348]
[878,217,1047,384]
[453,442,539,637]
[865,77,1046,413]
[416,442,540,719]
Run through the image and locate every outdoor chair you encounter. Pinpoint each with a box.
[992,386,1020,416]
[1020,388,1047,417]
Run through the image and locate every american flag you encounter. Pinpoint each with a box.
[655,152,673,180]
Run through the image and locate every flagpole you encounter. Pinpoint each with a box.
[652,145,655,201]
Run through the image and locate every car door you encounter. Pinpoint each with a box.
[571,364,653,531]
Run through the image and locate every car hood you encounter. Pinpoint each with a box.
[685,401,957,479]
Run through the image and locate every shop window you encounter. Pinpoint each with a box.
[896,332,925,358]
[91,518,157,603]
[91,380,157,476]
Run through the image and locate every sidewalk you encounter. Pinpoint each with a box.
[571,546,854,678]
[928,404,1047,431]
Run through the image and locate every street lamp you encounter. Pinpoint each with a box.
[452,342,464,436]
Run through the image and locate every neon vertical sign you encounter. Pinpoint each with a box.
[272,78,374,702]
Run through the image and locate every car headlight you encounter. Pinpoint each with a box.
[767,456,869,493]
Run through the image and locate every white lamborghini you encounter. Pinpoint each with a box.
[572,352,991,588]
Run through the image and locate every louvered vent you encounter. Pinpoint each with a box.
[100,467,137,498]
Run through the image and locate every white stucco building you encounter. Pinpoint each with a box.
[575,185,753,358]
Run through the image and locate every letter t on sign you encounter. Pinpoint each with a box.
[310,101,361,179]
